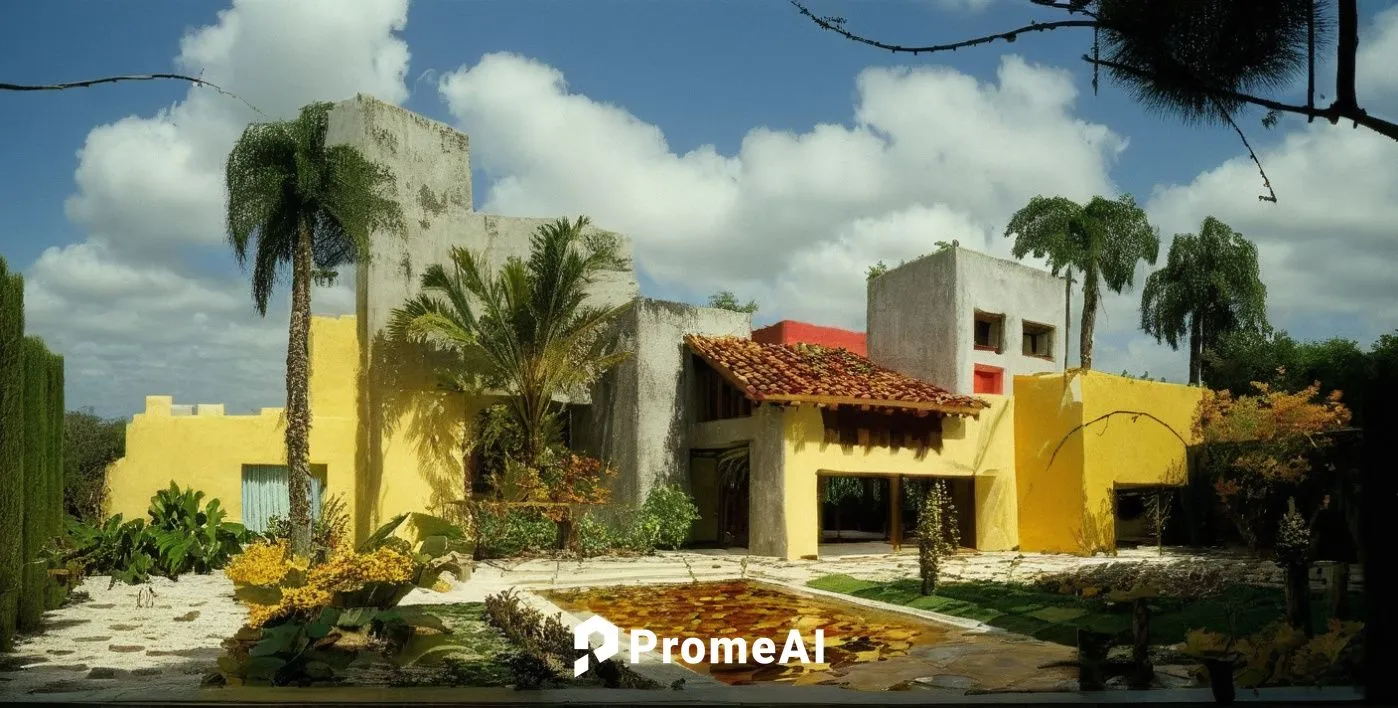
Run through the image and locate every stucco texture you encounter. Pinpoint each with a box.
[1013,370,1203,555]
[106,312,503,543]
[106,315,361,530]
[776,396,1020,561]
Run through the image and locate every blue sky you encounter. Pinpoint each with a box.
[3,0,1397,416]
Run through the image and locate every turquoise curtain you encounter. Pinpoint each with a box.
[240,465,324,533]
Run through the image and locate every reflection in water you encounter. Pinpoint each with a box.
[544,580,951,686]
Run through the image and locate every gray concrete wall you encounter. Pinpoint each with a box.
[955,248,1066,396]
[745,406,788,558]
[582,298,751,506]
[325,95,638,346]
[867,247,1065,396]
[867,250,960,391]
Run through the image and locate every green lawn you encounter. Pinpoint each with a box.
[379,603,516,687]
[807,575,1360,647]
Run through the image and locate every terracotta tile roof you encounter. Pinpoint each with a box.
[684,335,990,415]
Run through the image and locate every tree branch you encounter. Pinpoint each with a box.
[0,73,266,117]
[1084,55,1398,142]
[1046,410,1190,471]
[791,0,1095,56]
[1335,0,1359,115]
[790,0,1398,144]
[1216,103,1278,203]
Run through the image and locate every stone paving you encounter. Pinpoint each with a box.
[0,546,1363,701]
[0,574,246,699]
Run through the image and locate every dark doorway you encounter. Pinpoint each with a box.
[717,448,750,548]
[1114,485,1186,549]
[689,447,750,549]
[819,475,893,544]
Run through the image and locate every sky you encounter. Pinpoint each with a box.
[2,0,1397,418]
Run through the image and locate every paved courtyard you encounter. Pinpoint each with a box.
[0,546,1364,701]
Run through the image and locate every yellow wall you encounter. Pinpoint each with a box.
[1013,370,1202,555]
[106,314,484,543]
[1079,372,1201,553]
[779,396,1019,560]
[106,315,360,527]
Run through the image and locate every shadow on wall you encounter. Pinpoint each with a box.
[359,332,470,540]
[1075,497,1118,557]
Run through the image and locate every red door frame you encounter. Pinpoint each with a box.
[973,364,1004,395]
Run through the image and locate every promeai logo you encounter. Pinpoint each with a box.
[573,615,621,677]
[572,613,824,677]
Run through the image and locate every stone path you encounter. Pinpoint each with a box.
[0,573,246,699]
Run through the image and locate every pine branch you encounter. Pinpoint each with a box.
[0,73,266,117]
[790,0,1398,143]
[1215,103,1278,203]
[791,0,1094,56]
[1083,55,1398,142]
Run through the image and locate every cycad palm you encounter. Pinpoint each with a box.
[1140,216,1268,386]
[225,102,403,555]
[1004,194,1159,370]
[388,216,631,470]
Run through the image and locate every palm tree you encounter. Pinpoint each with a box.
[1004,194,1159,370]
[1140,216,1268,386]
[226,102,403,556]
[387,216,632,471]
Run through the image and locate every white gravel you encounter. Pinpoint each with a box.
[0,573,246,699]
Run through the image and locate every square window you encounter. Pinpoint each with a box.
[1022,321,1054,358]
[973,311,1003,352]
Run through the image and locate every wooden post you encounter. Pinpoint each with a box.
[890,475,903,551]
[1129,598,1153,689]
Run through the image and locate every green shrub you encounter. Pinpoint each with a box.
[18,337,50,631]
[56,483,254,586]
[475,508,557,559]
[265,494,351,565]
[571,511,615,558]
[639,485,699,551]
[63,410,124,523]
[62,515,157,586]
[145,483,256,575]
[0,262,24,649]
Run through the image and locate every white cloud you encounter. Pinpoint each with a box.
[26,0,410,417]
[440,52,1124,335]
[1140,5,1398,354]
[933,0,995,12]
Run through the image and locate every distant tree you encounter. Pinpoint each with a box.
[865,262,889,281]
[225,102,404,556]
[1203,329,1377,427]
[708,290,759,314]
[1005,194,1159,370]
[1140,217,1268,386]
[63,409,126,523]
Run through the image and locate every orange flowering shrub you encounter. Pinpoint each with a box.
[1194,379,1351,549]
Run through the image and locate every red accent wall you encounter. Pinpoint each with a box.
[751,320,867,356]
[973,364,1004,395]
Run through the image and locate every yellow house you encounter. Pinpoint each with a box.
[104,96,1204,558]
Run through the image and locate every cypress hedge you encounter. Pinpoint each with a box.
[18,336,50,631]
[0,262,22,649]
[0,257,66,644]
[45,354,64,610]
